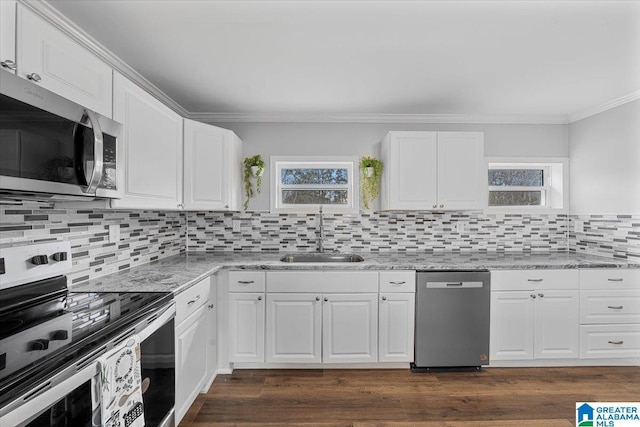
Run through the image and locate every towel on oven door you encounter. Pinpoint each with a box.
[94,335,145,427]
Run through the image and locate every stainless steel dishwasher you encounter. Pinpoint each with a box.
[413,270,491,370]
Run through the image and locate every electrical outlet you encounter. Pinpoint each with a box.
[456,222,465,233]
[574,220,584,233]
[108,224,120,243]
[232,220,241,232]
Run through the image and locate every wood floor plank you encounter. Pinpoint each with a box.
[183,366,640,426]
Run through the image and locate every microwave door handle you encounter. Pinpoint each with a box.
[82,109,104,194]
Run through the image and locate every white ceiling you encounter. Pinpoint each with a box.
[46,0,640,122]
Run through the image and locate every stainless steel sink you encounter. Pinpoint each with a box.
[279,253,365,263]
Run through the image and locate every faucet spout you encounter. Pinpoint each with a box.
[318,205,324,253]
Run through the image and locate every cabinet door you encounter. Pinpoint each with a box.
[183,119,242,210]
[266,293,322,363]
[112,72,183,210]
[490,291,535,360]
[381,131,437,210]
[175,305,208,424]
[205,297,217,386]
[323,294,378,363]
[228,293,265,363]
[378,293,415,362]
[534,290,579,359]
[16,5,112,117]
[436,132,484,210]
[0,0,16,74]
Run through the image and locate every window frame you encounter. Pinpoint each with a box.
[270,156,359,213]
[485,157,569,213]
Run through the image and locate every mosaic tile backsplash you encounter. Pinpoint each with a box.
[570,214,640,261]
[0,199,186,284]
[186,211,570,253]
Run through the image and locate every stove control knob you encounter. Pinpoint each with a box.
[51,330,69,341]
[30,255,49,265]
[28,339,50,351]
[52,252,68,262]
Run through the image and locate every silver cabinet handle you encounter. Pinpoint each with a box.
[208,304,214,309]
[607,305,623,310]
[530,294,536,299]
[1,59,16,70]
[528,279,543,282]
[432,204,437,209]
[177,203,184,209]
[389,281,406,285]
[225,205,229,208]
[439,204,444,208]
[27,72,41,82]
[538,293,544,298]
[608,340,624,345]
[238,280,255,284]
[80,109,104,194]
[324,297,328,302]
[257,296,263,301]
[315,296,321,301]
[381,296,387,301]
[187,295,200,305]
[446,282,463,287]
[607,278,623,282]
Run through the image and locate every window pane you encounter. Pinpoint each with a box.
[489,191,542,206]
[488,169,544,186]
[282,189,348,205]
[281,168,348,185]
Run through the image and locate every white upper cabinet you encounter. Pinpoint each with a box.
[381,131,484,210]
[183,119,243,211]
[112,72,183,210]
[16,4,113,117]
[0,0,16,74]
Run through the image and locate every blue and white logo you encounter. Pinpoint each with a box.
[576,402,640,427]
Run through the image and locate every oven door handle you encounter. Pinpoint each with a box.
[0,362,98,425]
[138,302,176,342]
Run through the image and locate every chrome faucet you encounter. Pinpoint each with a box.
[318,205,324,253]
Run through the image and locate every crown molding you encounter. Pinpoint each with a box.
[568,90,640,123]
[23,0,189,117]
[188,112,570,125]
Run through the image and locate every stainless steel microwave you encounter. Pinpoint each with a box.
[0,72,122,199]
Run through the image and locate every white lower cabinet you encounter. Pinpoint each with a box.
[322,293,378,363]
[490,270,580,362]
[175,305,208,424]
[378,292,415,362]
[228,292,265,363]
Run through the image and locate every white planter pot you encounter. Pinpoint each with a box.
[364,167,374,178]
[251,166,264,177]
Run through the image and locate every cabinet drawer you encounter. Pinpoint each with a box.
[176,277,210,325]
[229,271,265,292]
[580,324,640,359]
[580,290,640,324]
[267,271,378,293]
[580,269,640,290]
[491,270,578,291]
[379,271,415,293]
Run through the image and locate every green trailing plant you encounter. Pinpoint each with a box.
[243,155,265,210]
[360,156,383,210]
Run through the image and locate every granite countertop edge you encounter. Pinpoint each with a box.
[69,251,640,295]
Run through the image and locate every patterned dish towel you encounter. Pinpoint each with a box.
[94,335,145,427]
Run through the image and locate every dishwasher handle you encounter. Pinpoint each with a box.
[426,281,484,289]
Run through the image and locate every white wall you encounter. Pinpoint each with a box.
[569,100,640,214]
[212,122,568,211]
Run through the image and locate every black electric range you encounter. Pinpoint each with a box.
[0,242,173,410]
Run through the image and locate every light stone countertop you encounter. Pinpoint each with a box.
[69,251,640,295]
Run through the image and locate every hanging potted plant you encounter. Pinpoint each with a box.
[360,156,383,210]
[243,155,265,211]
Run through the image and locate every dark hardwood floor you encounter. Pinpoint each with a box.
[180,366,640,426]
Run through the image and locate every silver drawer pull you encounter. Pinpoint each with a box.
[607,278,624,282]
[527,279,543,282]
[446,282,463,287]
[608,340,624,345]
[607,305,624,310]
[238,280,255,284]
[389,281,406,285]
[187,295,200,305]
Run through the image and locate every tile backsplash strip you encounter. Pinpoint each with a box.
[0,199,186,285]
[187,211,570,253]
[570,214,640,261]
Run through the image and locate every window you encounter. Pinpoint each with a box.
[486,158,568,211]
[271,157,358,213]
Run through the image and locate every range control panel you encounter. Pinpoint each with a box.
[0,241,72,291]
